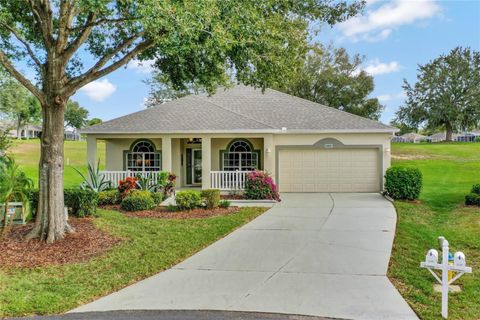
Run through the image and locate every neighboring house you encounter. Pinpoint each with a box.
[426,132,458,143]
[392,132,426,143]
[82,86,397,193]
[0,121,42,139]
[455,131,480,142]
[65,128,82,141]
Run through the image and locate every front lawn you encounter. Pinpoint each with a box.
[389,143,480,319]
[0,207,266,317]
[9,140,105,188]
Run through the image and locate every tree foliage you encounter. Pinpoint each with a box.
[0,0,364,242]
[65,100,89,129]
[87,118,102,126]
[144,73,207,107]
[0,77,41,137]
[278,44,384,120]
[395,47,480,141]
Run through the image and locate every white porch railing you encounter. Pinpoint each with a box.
[100,171,161,188]
[210,171,252,190]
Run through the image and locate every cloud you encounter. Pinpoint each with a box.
[78,79,117,102]
[127,59,155,74]
[363,59,401,75]
[339,0,441,41]
[377,92,406,102]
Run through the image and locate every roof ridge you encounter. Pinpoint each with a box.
[266,87,392,129]
[197,95,278,130]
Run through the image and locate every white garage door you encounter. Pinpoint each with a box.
[278,148,380,193]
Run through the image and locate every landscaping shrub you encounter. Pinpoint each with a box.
[470,184,480,195]
[384,167,423,200]
[244,171,281,201]
[118,176,138,198]
[120,190,155,211]
[98,189,120,206]
[201,189,221,209]
[29,189,39,216]
[64,188,99,217]
[175,190,202,210]
[219,200,231,208]
[465,193,480,206]
[151,192,165,206]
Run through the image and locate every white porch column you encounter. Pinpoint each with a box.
[201,136,211,189]
[162,136,172,172]
[263,134,275,182]
[86,135,97,168]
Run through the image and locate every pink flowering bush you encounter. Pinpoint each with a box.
[244,170,281,201]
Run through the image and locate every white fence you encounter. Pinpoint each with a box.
[210,171,251,190]
[100,171,161,188]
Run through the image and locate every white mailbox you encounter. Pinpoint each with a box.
[426,249,439,265]
[420,237,472,319]
[454,252,466,268]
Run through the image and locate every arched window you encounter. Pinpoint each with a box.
[125,140,161,171]
[222,139,259,171]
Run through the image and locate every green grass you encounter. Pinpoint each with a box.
[8,139,105,188]
[0,207,266,317]
[389,143,480,319]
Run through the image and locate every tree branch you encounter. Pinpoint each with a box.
[0,23,44,72]
[62,12,97,63]
[25,0,54,50]
[66,39,154,94]
[0,51,44,104]
[68,17,141,32]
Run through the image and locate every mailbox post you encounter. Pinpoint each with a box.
[420,236,472,319]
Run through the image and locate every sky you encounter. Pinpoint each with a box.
[72,0,480,125]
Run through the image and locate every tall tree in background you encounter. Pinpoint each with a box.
[144,73,206,107]
[0,0,363,243]
[278,44,384,120]
[64,100,88,130]
[395,47,480,141]
[0,78,41,138]
[87,118,102,127]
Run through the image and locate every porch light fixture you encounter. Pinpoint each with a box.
[281,127,287,132]
[265,148,271,153]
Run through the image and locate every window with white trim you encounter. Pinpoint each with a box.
[126,140,161,171]
[222,140,259,171]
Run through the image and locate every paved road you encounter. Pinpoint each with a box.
[72,193,418,320]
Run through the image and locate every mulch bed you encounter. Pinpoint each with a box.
[220,194,246,200]
[0,217,121,268]
[105,205,240,219]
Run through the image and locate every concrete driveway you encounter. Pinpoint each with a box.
[73,193,418,320]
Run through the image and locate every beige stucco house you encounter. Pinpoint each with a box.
[82,86,397,193]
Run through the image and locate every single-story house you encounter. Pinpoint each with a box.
[65,128,82,141]
[82,86,397,193]
[0,121,42,139]
[455,131,480,142]
[391,132,426,143]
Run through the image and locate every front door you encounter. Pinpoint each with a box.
[192,149,202,184]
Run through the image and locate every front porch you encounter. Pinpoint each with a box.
[100,170,253,191]
[87,135,275,191]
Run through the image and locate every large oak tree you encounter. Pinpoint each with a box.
[0,0,363,243]
[278,44,384,120]
[395,47,480,141]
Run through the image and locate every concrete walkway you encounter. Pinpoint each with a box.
[73,193,418,320]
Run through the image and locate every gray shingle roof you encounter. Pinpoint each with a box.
[82,85,396,134]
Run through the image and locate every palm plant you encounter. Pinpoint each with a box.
[0,156,33,238]
[73,159,111,192]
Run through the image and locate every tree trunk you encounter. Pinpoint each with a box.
[445,123,454,142]
[26,97,73,243]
